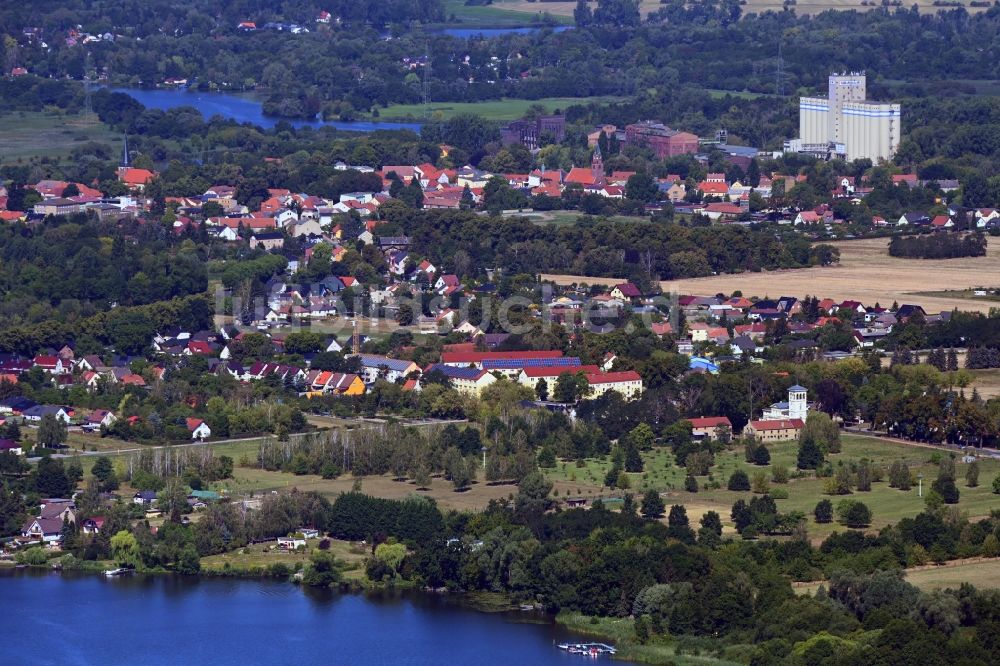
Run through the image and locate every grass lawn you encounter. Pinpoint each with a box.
[707,89,771,100]
[200,538,368,579]
[558,612,741,665]
[368,96,624,122]
[0,111,120,163]
[526,210,651,226]
[545,434,1000,539]
[442,0,573,26]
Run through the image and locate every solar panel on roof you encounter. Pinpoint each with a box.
[481,357,581,369]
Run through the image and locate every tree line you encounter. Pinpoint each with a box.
[888,233,987,259]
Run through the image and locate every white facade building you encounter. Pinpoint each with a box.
[762,385,809,421]
[795,73,900,163]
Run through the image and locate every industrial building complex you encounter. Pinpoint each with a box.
[789,73,901,163]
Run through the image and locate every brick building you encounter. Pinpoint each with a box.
[624,121,699,159]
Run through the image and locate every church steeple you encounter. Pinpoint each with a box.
[591,141,603,176]
[120,134,130,168]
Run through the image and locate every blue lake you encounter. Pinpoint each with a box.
[105,87,424,133]
[1,569,635,665]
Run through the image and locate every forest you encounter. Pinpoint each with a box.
[375,207,841,283]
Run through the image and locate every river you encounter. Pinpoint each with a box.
[1,569,634,665]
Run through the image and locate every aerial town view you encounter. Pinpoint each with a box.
[3,1,1000,664]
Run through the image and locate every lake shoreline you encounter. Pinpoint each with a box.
[3,558,709,665]
[3,568,643,665]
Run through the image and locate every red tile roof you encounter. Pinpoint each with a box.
[119,168,156,186]
[584,370,642,384]
[441,350,564,364]
[522,365,600,378]
[749,419,804,431]
[687,416,732,429]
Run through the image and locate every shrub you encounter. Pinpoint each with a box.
[685,475,698,493]
[727,470,751,491]
[932,476,960,504]
[269,562,291,578]
[752,445,771,466]
[15,547,50,566]
[814,499,833,524]
[836,499,872,527]
[771,465,789,484]
[769,487,789,500]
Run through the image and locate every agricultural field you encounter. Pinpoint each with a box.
[0,111,120,162]
[368,96,625,122]
[545,433,1000,539]
[543,237,1000,314]
[795,557,1000,595]
[899,558,1000,592]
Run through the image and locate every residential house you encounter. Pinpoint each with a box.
[897,211,930,226]
[610,282,643,302]
[33,355,65,374]
[582,371,644,400]
[21,405,70,423]
[353,354,420,384]
[20,517,65,544]
[688,416,733,440]
[516,365,601,397]
[0,438,23,455]
[81,517,106,535]
[422,364,497,396]
[133,490,157,506]
[186,418,212,440]
[250,232,285,251]
[84,409,117,429]
[304,371,365,396]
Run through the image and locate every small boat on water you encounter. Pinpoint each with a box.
[104,567,129,577]
[557,642,617,656]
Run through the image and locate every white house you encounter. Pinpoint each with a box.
[21,517,64,544]
[278,535,307,550]
[186,418,212,440]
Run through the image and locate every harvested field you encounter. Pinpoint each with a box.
[543,237,1000,314]
[795,558,1000,595]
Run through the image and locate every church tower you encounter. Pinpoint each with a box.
[591,141,603,178]
[788,385,808,421]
